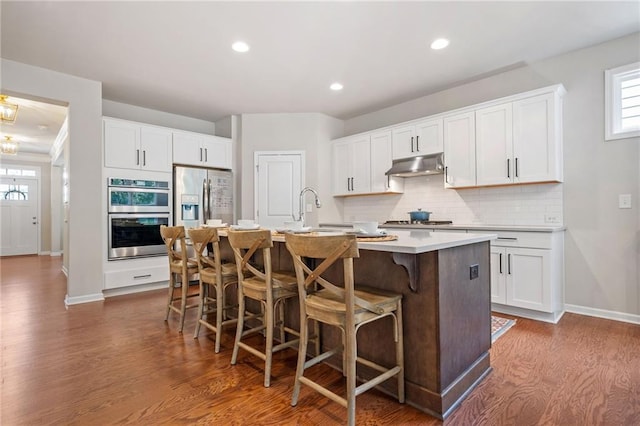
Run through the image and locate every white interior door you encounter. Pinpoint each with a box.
[255,152,302,228]
[0,177,39,256]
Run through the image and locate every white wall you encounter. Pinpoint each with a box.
[338,33,640,317]
[2,59,104,304]
[239,113,343,225]
[103,100,215,134]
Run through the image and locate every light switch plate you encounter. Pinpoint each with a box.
[619,194,632,209]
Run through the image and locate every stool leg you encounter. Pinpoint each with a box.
[231,293,245,365]
[396,302,405,403]
[178,270,188,333]
[291,314,308,406]
[214,282,223,353]
[165,273,175,320]
[193,280,205,338]
[345,327,357,426]
[264,300,274,387]
[278,299,286,344]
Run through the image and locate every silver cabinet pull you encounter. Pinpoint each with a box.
[507,253,512,275]
[515,158,519,177]
[136,149,140,166]
[507,158,510,178]
[411,136,414,152]
[134,274,152,279]
[416,135,419,152]
[499,253,503,274]
[143,150,146,166]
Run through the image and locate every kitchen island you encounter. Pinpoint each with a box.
[220,228,496,419]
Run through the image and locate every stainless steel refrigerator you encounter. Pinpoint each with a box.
[173,166,234,229]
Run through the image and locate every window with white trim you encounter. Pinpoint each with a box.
[605,62,640,141]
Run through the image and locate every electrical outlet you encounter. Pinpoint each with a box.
[544,214,560,223]
[619,194,632,209]
[469,264,479,280]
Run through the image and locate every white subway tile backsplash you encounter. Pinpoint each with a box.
[343,176,563,225]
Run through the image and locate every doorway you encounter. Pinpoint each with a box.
[254,151,304,228]
[0,172,39,255]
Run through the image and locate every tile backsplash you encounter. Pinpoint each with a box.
[342,175,563,226]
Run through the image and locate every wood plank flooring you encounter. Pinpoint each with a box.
[1,255,639,425]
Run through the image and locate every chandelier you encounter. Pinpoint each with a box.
[0,95,18,122]
[1,136,19,155]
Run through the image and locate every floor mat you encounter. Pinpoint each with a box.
[491,315,516,343]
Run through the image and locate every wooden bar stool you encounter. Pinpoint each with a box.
[160,225,199,333]
[285,233,405,426]
[227,229,301,387]
[188,227,238,353]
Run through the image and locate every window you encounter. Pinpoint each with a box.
[605,62,640,141]
[0,184,29,201]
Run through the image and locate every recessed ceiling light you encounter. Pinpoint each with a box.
[430,38,450,50]
[232,41,250,53]
[330,82,344,91]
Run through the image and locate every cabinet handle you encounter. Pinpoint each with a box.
[445,166,449,184]
[411,136,414,152]
[515,158,519,177]
[497,237,518,241]
[350,177,354,191]
[507,253,512,275]
[143,150,146,166]
[507,158,510,178]
[387,174,390,189]
[416,135,419,152]
[499,253,503,274]
[136,149,140,166]
[134,274,152,279]
[204,148,208,162]
[200,147,203,162]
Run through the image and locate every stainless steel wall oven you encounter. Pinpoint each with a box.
[107,178,170,260]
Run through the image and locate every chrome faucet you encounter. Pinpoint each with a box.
[298,187,322,226]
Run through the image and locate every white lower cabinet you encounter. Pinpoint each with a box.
[490,231,564,323]
[104,263,169,290]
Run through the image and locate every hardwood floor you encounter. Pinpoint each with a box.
[1,255,639,425]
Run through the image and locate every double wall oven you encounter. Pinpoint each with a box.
[107,178,170,260]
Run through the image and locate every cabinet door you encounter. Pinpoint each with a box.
[506,247,551,312]
[370,130,402,194]
[104,119,140,169]
[140,126,172,172]
[173,132,203,166]
[513,92,560,183]
[332,140,352,196]
[350,136,371,194]
[476,103,513,186]
[391,125,416,160]
[415,118,443,155]
[490,247,507,304]
[202,135,232,169]
[443,111,476,188]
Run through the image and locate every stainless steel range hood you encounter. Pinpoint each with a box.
[385,153,444,177]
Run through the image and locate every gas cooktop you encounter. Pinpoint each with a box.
[383,220,453,226]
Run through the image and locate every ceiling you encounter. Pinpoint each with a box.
[1,1,639,156]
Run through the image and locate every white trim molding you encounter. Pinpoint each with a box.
[565,304,640,325]
[65,293,105,306]
[605,61,640,141]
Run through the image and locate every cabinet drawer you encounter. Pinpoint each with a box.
[490,231,553,249]
[104,264,169,289]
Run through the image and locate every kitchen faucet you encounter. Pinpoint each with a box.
[298,187,321,227]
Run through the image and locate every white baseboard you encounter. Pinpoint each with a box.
[50,251,62,257]
[65,293,105,306]
[491,303,564,324]
[39,250,50,256]
[565,304,640,325]
[103,281,166,298]
[62,265,68,277]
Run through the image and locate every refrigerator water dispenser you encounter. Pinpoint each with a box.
[181,194,200,221]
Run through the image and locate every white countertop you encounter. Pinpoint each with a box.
[219,228,496,255]
[320,222,565,233]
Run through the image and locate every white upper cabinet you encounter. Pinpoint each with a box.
[391,118,443,160]
[332,134,371,196]
[476,90,563,186]
[370,130,404,194]
[476,103,513,186]
[104,118,172,172]
[443,111,476,188]
[332,131,403,197]
[512,92,562,183]
[173,131,232,169]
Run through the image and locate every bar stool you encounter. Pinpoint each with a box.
[188,227,238,353]
[227,229,301,387]
[160,225,200,333]
[285,232,405,426]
